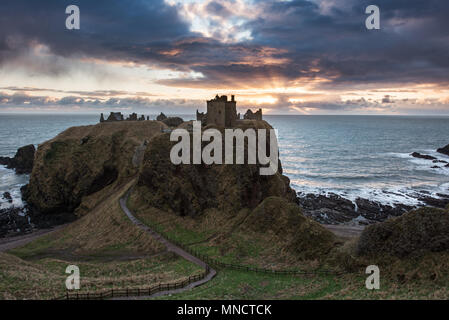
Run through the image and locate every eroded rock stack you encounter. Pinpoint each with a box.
[0,144,35,174]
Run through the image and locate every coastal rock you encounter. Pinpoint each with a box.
[0,207,32,237]
[0,144,35,174]
[432,159,448,164]
[418,194,449,208]
[437,144,449,156]
[156,112,167,121]
[23,121,165,215]
[298,192,414,225]
[2,192,12,203]
[136,120,296,217]
[410,152,436,161]
[0,204,76,238]
[162,117,184,127]
[297,193,358,224]
[356,207,449,257]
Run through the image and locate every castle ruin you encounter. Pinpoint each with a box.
[100,112,147,123]
[196,95,262,127]
[243,108,262,121]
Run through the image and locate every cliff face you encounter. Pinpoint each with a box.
[24,121,165,215]
[136,120,297,217]
[0,144,35,174]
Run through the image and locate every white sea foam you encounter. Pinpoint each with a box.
[0,165,27,210]
[384,151,449,176]
[293,181,429,207]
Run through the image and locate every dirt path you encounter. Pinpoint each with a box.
[0,224,67,252]
[323,224,364,238]
[118,188,217,299]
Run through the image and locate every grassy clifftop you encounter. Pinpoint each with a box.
[24,121,166,215]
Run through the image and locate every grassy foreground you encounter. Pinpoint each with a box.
[127,192,449,300]
[2,180,448,299]
[0,181,203,300]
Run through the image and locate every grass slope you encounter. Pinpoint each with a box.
[1,181,203,300]
[128,191,449,300]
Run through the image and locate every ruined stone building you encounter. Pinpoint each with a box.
[196,95,262,127]
[243,108,262,121]
[100,112,147,123]
[197,95,237,127]
[100,112,124,122]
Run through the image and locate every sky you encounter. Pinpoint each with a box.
[0,0,448,115]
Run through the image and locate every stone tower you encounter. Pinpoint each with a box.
[206,95,237,127]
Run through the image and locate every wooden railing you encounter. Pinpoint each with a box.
[54,268,210,300]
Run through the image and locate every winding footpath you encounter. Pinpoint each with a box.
[118,188,217,299]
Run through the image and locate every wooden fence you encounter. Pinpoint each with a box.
[55,268,209,300]
[165,233,341,276]
[55,205,343,300]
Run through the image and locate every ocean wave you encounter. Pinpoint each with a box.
[291,182,449,207]
[0,165,27,210]
[386,151,449,176]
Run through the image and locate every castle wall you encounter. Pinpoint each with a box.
[206,101,226,127]
[225,101,237,127]
[243,109,262,121]
[204,95,243,127]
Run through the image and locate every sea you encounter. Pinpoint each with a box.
[1,114,449,210]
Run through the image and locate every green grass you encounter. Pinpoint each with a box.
[153,268,337,300]
[129,197,449,300]
[152,264,449,300]
[1,181,205,300]
[132,206,326,271]
[0,251,204,299]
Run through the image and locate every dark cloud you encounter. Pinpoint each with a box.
[381,95,394,104]
[0,0,192,69]
[1,0,449,92]
[205,1,232,17]
[244,0,449,86]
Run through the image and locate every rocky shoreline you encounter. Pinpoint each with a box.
[298,191,449,225]
[298,145,449,225]
[0,203,76,238]
[0,142,76,238]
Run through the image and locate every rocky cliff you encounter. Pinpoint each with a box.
[23,121,165,215]
[135,120,297,217]
[0,144,35,174]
